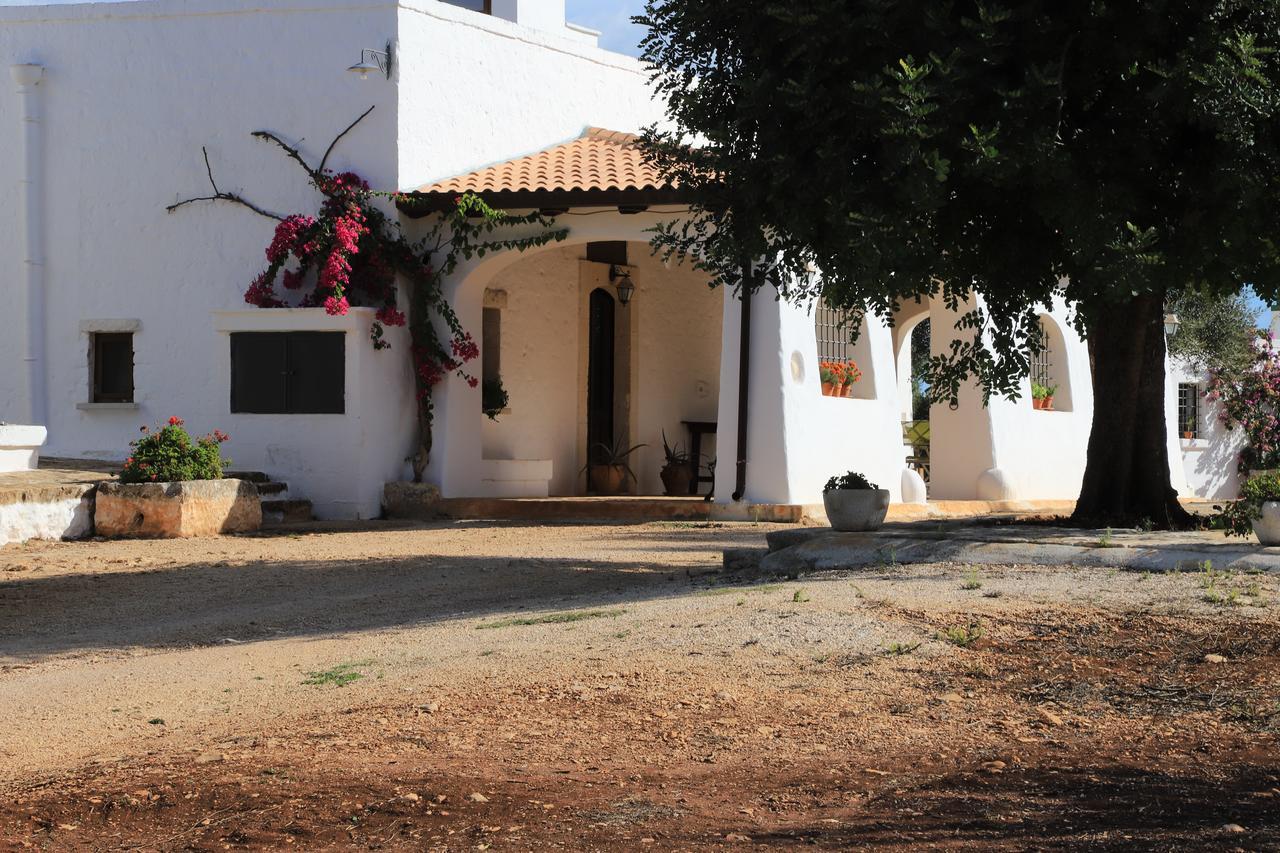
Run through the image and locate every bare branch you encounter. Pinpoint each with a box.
[167,146,284,220]
[251,130,321,182]
[319,105,376,174]
[166,193,285,221]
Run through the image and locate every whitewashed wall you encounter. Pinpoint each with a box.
[0,0,658,517]
[396,0,660,191]
[712,290,913,506]
[1170,359,1243,500]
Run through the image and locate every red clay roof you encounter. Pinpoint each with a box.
[415,128,673,197]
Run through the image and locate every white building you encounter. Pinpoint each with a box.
[0,0,1211,522]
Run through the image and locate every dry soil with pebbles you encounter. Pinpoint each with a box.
[1,520,1278,850]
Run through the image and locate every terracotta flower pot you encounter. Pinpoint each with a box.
[589,464,629,495]
[660,463,693,497]
[821,382,836,397]
[842,383,855,398]
[1183,431,1195,440]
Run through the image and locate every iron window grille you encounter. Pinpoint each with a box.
[1178,383,1201,439]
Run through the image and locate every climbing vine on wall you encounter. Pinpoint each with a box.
[169,107,567,478]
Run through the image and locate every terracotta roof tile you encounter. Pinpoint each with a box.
[415,127,672,196]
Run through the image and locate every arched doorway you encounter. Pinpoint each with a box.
[587,287,617,467]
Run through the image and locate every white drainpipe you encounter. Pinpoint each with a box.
[11,63,47,428]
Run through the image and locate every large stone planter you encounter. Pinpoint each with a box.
[95,479,261,539]
[1253,501,1280,546]
[823,488,890,532]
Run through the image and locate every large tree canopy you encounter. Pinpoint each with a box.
[638,0,1280,527]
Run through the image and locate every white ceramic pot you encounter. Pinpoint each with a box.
[1252,501,1280,546]
[823,488,891,532]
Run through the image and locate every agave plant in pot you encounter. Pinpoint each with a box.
[822,471,890,532]
[582,436,646,495]
[659,430,693,496]
[1217,472,1280,545]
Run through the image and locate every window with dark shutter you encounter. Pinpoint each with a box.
[92,333,134,403]
[230,332,345,414]
[442,0,491,12]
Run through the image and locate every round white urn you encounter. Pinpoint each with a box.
[1252,501,1280,546]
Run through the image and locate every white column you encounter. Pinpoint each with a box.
[11,63,47,429]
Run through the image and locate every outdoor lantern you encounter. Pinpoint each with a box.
[610,265,635,306]
[1164,313,1181,338]
[348,44,393,79]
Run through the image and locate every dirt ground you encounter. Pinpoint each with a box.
[1,519,1278,851]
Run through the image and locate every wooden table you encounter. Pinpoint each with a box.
[682,420,717,497]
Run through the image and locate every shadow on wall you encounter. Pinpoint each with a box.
[1190,435,1243,499]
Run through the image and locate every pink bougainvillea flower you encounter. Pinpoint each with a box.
[376,306,406,327]
[324,295,350,316]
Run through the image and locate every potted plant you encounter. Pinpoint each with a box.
[841,359,864,397]
[95,417,261,538]
[822,470,891,532]
[819,361,844,396]
[582,436,646,495]
[1031,382,1058,411]
[1217,472,1280,545]
[659,430,693,496]
[1182,415,1196,441]
[482,375,509,421]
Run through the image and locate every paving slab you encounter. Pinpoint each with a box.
[729,522,1280,576]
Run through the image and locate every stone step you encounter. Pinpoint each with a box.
[263,498,314,526]
[256,481,289,498]
[226,470,271,484]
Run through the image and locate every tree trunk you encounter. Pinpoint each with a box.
[1072,292,1193,529]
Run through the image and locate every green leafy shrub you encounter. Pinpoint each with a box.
[1217,472,1280,538]
[119,417,230,484]
[824,471,879,491]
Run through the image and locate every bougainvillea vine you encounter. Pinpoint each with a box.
[169,107,567,478]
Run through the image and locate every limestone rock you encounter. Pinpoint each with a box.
[383,481,443,520]
[95,480,261,539]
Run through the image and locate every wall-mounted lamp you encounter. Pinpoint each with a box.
[1163,313,1180,338]
[348,42,394,80]
[610,265,635,306]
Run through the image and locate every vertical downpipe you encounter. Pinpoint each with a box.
[11,63,47,429]
[731,264,753,502]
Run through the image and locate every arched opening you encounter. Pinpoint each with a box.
[893,316,931,487]
[1030,315,1073,412]
[814,302,876,399]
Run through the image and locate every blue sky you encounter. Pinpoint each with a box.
[567,0,646,56]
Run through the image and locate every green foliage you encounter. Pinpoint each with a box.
[476,609,626,630]
[482,375,509,421]
[637,1,1280,406]
[824,471,879,492]
[302,661,371,687]
[1031,382,1058,401]
[661,429,690,466]
[119,419,228,484]
[1217,472,1280,537]
[1167,289,1259,380]
[939,621,985,648]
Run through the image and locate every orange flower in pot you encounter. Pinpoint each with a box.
[842,360,863,397]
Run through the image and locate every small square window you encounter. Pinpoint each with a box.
[92,333,134,403]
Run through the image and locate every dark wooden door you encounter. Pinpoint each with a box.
[587,288,616,465]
